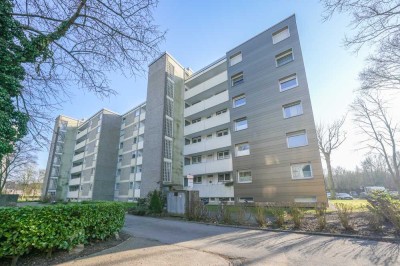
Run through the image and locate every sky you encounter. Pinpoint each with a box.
[36,0,397,170]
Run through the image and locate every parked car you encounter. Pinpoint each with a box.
[349,191,358,198]
[336,193,353,200]
[359,192,368,199]
[327,192,332,199]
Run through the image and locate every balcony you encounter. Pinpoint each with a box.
[185,71,227,100]
[74,141,86,151]
[184,134,231,155]
[135,173,142,181]
[140,112,146,121]
[137,141,144,150]
[69,177,81,186]
[192,183,234,198]
[183,158,232,176]
[134,189,140,198]
[184,111,230,137]
[136,156,143,165]
[72,152,84,162]
[71,165,83,174]
[76,128,88,140]
[138,127,145,135]
[185,90,229,118]
[67,190,79,198]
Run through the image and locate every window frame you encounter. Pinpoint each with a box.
[232,94,246,108]
[291,163,313,180]
[229,52,242,66]
[275,49,294,67]
[217,129,229,137]
[217,150,230,160]
[231,72,244,86]
[192,155,202,164]
[235,142,250,157]
[282,101,303,118]
[272,26,290,44]
[218,173,231,183]
[279,74,298,92]
[194,176,202,184]
[237,170,252,183]
[286,130,308,148]
[234,117,248,131]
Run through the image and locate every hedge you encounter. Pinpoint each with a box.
[0,202,125,258]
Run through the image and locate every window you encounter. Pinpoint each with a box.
[60,121,68,131]
[132,151,136,159]
[234,117,248,131]
[134,110,140,117]
[58,131,65,142]
[294,197,317,203]
[116,169,121,176]
[283,101,303,118]
[279,74,298,92]
[287,130,308,148]
[166,79,174,98]
[119,142,123,149]
[137,150,143,157]
[275,49,293,67]
[91,168,95,176]
[235,142,250,156]
[167,62,174,79]
[97,126,101,133]
[218,173,231,183]
[115,183,120,190]
[163,161,172,182]
[137,165,142,172]
[165,118,173,137]
[206,134,212,139]
[129,182,134,189]
[216,109,227,116]
[233,94,246,108]
[217,150,230,160]
[164,139,172,159]
[133,137,137,144]
[230,52,242,66]
[216,129,228,138]
[272,26,290,44]
[192,117,201,124]
[165,98,173,117]
[120,129,125,136]
[238,197,254,203]
[291,163,313,179]
[192,155,202,164]
[237,170,252,183]
[118,155,122,162]
[131,167,135,173]
[231,72,244,86]
[192,136,201,143]
[194,176,202,184]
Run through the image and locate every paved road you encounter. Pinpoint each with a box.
[123,215,400,266]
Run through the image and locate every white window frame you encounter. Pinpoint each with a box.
[234,117,248,131]
[194,176,202,184]
[233,94,246,108]
[237,170,252,183]
[279,74,298,92]
[218,173,231,183]
[216,109,227,116]
[217,129,229,137]
[294,197,317,203]
[192,155,202,164]
[235,142,250,157]
[238,197,254,203]
[287,130,308,148]
[230,52,242,66]
[282,101,303,118]
[231,72,244,86]
[192,136,202,144]
[291,163,313,179]
[192,117,201,124]
[217,150,230,160]
[272,26,290,44]
[275,49,294,67]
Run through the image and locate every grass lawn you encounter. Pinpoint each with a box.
[329,199,370,211]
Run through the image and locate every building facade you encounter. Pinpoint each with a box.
[43,15,327,204]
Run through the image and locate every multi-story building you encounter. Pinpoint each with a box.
[43,15,327,204]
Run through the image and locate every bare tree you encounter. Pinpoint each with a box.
[8,0,165,145]
[0,140,38,194]
[351,92,400,190]
[321,0,400,91]
[317,116,347,197]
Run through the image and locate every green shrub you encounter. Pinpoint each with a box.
[270,207,286,228]
[367,191,400,232]
[148,190,163,214]
[0,202,125,259]
[254,205,267,227]
[236,203,251,225]
[335,203,353,230]
[314,204,327,231]
[288,205,304,229]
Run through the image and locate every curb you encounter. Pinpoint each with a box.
[127,214,400,243]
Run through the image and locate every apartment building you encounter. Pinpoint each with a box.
[42,115,80,200]
[43,15,327,204]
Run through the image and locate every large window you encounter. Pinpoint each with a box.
[287,130,308,148]
[275,49,293,67]
[165,98,173,117]
[235,142,250,157]
[234,117,248,131]
[230,52,242,66]
[166,79,174,98]
[165,118,173,137]
[272,26,290,44]
[192,155,202,164]
[217,150,230,160]
[164,139,172,159]
[279,74,298,92]
[194,176,202,184]
[237,170,252,183]
[218,173,231,183]
[233,94,246,108]
[291,163,313,179]
[231,72,244,86]
[283,101,303,118]
[163,161,172,182]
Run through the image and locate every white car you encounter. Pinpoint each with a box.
[336,193,353,200]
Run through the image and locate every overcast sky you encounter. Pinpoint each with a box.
[36,0,399,171]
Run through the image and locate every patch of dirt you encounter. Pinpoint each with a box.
[0,232,130,266]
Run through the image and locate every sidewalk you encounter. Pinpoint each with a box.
[59,236,231,266]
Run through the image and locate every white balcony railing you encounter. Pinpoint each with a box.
[76,128,88,140]
[183,158,232,176]
[185,71,227,100]
[134,189,140,198]
[140,112,146,121]
[70,165,83,174]
[137,141,144,150]
[74,141,86,151]
[67,190,79,198]
[184,134,231,155]
[69,178,81,186]
[184,111,230,136]
[72,152,84,162]
[184,90,229,117]
[135,173,142,181]
[138,127,145,135]
[192,183,234,198]
[136,156,143,165]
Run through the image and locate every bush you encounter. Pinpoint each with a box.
[314,204,327,231]
[335,203,353,230]
[236,203,251,225]
[0,202,125,259]
[288,205,304,229]
[270,207,286,228]
[215,203,233,224]
[367,191,400,232]
[254,205,267,227]
[148,190,163,214]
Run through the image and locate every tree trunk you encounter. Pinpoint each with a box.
[324,153,336,198]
